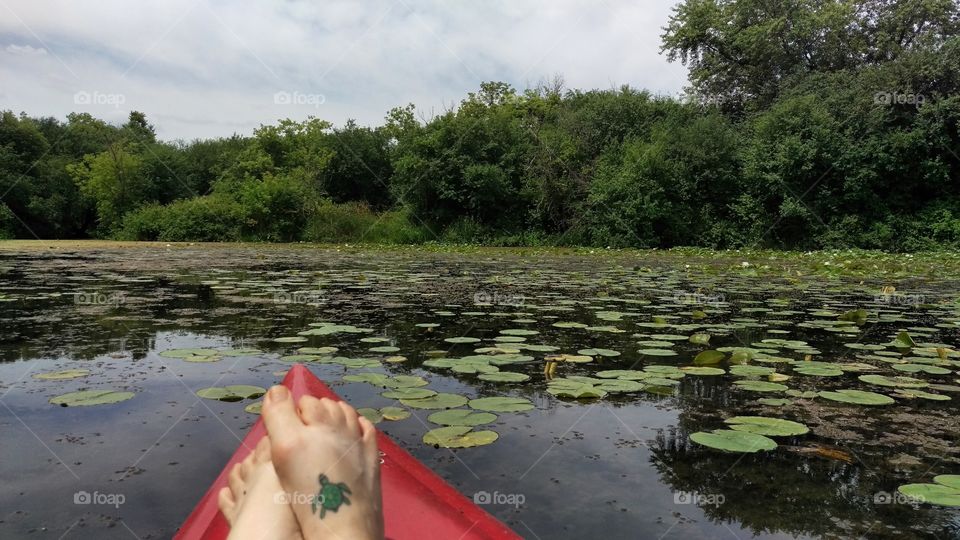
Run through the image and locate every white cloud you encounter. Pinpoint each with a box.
[0,0,688,140]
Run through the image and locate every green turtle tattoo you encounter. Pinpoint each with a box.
[312,474,352,518]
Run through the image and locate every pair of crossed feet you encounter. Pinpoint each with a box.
[218,385,385,540]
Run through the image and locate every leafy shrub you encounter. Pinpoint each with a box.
[304,200,429,244]
[118,196,244,242]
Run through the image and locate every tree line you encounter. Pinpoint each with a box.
[1,0,958,250]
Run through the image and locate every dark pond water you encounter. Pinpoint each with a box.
[1,245,959,539]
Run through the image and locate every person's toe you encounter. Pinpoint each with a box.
[228,462,244,497]
[217,486,236,519]
[253,436,271,464]
[339,401,361,437]
[320,397,345,426]
[262,386,303,452]
[297,395,329,425]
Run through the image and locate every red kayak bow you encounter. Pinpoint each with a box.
[174,364,521,539]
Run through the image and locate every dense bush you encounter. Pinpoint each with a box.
[119,196,244,242]
[304,200,429,244]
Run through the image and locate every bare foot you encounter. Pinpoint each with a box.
[261,385,384,540]
[217,437,303,540]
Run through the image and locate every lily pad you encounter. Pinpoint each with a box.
[817,389,894,405]
[380,406,411,421]
[733,380,788,393]
[50,390,135,407]
[357,407,384,423]
[724,416,809,436]
[224,385,267,399]
[690,429,777,453]
[382,388,437,400]
[577,348,620,357]
[680,366,725,376]
[244,401,263,414]
[858,374,928,388]
[478,372,530,383]
[400,393,469,409]
[423,426,499,448]
[693,350,725,365]
[898,476,960,507]
[33,369,90,380]
[428,409,498,426]
[445,337,481,344]
[468,396,535,412]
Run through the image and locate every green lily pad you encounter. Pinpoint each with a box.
[50,390,135,407]
[196,387,243,402]
[729,365,776,377]
[892,363,952,375]
[369,346,400,353]
[638,348,678,356]
[244,401,263,414]
[893,389,951,401]
[733,380,788,393]
[219,348,263,357]
[478,372,530,383]
[468,396,535,412]
[344,373,390,385]
[273,336,308,343]
[224,385,267,399]
[793,365,844,376]
[680,366,725,376]
[500,329,538,336]
[401,393,469,410]
[33,369,90,380]
[693,350,725,365]
[380,406,411,421]
[445,337,481,344]
[724,416,809,436]
[577,348,620,357]
[382,375,429,388]
[382,388,437,400]
[893,331,917,348]
[423,426,499,448]
[690,429,777,453]
[859,374,928,388]
[898,477,960,507]
[428,409,498,426]
[817,389,894,405]
[357,407,384,423]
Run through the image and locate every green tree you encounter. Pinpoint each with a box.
[68,143,147,233]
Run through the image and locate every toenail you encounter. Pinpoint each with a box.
[268,386,289,401]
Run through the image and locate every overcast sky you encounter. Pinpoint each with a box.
[0,0,689,141]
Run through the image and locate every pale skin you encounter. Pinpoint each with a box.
[217,386,384,540]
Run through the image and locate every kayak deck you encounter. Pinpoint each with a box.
[174,364,520,539]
